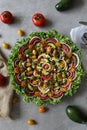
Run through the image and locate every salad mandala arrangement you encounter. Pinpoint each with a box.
[7,29,85,106]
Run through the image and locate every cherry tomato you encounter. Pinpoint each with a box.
[27,119,36,125]
[38,107,46,113]
[0,74,5,87]
[2,42,9,49]
[0,11,13,24]
[17,29,24,36]
[32,13,45,26]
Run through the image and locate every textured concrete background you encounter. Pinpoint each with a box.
[0,0,87,130]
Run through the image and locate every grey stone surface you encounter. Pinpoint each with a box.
[0,0,87,130]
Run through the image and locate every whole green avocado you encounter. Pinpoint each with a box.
[55,0,73,11]
[66,105,87,124]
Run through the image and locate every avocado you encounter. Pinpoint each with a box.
[55,0,73,11]
[66,105,87,124]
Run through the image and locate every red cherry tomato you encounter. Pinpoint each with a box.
[0,74,5,87]
[32,13,45,26]
[0,11,13,24]
[38,107,46,113]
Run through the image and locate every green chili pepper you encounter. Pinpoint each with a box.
[55,0,73,11]
[66,105,87,124]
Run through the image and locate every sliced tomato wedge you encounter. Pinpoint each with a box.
[41,75,51,81]
[63,81,71,89]
[46,38,58,44]
[61,43,70,53]
[15,74,21,85]
[14,59,20,67]
[29,36,41,45]
[52,90,63,98]
[72,53,79,68]
[19,45,28,54]
[68,71,76,80]
[38,93,49,100]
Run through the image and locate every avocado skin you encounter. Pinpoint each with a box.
[66,105,87,124]
[55,0,73,11]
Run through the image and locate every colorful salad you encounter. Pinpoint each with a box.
[7,30,85,106]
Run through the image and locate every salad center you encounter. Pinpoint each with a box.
[42,63,50,71]
[13,36,79,100]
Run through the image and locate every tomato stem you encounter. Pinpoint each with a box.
[2,13,8,18]
[35,16,41,20]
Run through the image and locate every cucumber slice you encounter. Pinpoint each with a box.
[28,84,33,91]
